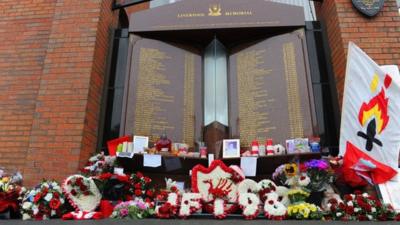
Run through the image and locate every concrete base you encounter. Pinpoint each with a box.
[0,219,393,225]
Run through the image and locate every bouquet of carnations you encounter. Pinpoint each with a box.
[130,172,155,202]
[287,202,323,220]
[110,198,155,219]
[301,159,334,192]
[325,191,400,221]
[20,180,66,220]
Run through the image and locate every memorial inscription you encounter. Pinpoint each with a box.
[230,31,314,146]
[128,39,201,146]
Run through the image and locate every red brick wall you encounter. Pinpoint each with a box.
[316,0,400,106]
[0,0,118,186]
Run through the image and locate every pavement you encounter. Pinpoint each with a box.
[0,219,397,225]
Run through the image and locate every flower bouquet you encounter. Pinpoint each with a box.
[287,189,310,204]
[20,180,65,220]
[325,191,400,221]
[0,172,23,218]
[110,198,155,219]
[287,202,323,220]
[130,172,155,203]
[81,152,116,176]
[95,172,133,201]
[302,159,334,192]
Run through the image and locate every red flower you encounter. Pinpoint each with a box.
[354,190,362,195]
[357,215,368,221]
[170,186,177,192]
[144,177,151,184]
[84,191,90,196]
[146,190,153,197]
[117,175,129,183]
[135,189,142,196]
[344,195,353,201]
[76,177,83,186]
[328,198,338,205]
[299,163,307,172]
[34,193,42,203]
[80,185,88,192]
[134,183,142,189]
[71,189,77,196]
[345,206,354,214]
[136,172,144,178]
[53,192,59,198]
[99,173,113,180]
[67,180,72,185]
[49,198,61,210]
[338,202,346,210]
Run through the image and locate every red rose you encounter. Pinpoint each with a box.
[357,215,368,221]
[42,187,48,195]
[144,177,151,183]
[134,189,142,196]
[146,190,153,197]
[136,172,144,178]
[67,180,72,185]
[80,185,87,192]
[354,190,362,195]
[84,191,90,196]
[344,195,353,201]
[170,186,177,192]
[134,183,142,189]
[49,198,61,210]
[34,193,42,203]
[53,192,59,198]
[71,189,77,196]
[345,206,354,214]
[339,202,346,210]
[76,177,83,186]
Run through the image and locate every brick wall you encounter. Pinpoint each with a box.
[316,0,400,106]
[0,0,118,186]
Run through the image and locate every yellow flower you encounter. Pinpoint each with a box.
[2,177,9,183]
[285,163,298,177]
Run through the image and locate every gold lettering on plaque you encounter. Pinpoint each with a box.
[134,48,175,143]
[237,50,273,146]
[208,4,222,16]
[283,42,304,138]
[183,53,195,145]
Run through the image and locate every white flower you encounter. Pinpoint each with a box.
[60,198,65,204]
[350,194,355,199]
[42,215,48,220]
[238,179,259,193]
[22,213,31,220]
[42,182,49,188]
[44,193,53,202]
[22,202,32,210]
[51,210,56,216]
[327,203,332,209]
[298,174,311,187]
[347,201,353,207]
[32,206,39,215]
[53,186,61,192]
[362,193,369,198]
[264,199,286,216]
[336,212,342,217]
[371,207,376,213]
[354,207,361,213]
[367,215,373,220]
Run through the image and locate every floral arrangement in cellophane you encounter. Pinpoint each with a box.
[20,180,65,220]
[81,152,116,176]
[130,172,155,202]
[111,198,155,219]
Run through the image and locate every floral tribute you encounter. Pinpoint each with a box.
[325,191,400,221]
[20,180,65,220]
[95,172,132,201]
[62,174,102,220]
[130,172,155,202]
[111,198,155,219]
[81,152,116,176]
[0,171,23,217]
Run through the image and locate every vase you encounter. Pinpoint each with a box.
[307,191,324,206]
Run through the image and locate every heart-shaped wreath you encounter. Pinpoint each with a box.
[62,175,102,212]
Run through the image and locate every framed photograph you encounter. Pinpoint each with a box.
[222,139,240,158]
[133,136,149,154]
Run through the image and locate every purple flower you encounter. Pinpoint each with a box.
[136,201,147,210]
[305,159,329,170]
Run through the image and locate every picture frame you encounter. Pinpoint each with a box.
[133,135,149,154]
[222,139,240,158]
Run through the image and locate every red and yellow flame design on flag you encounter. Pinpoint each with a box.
[358,88,389,134]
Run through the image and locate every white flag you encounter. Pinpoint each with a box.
[339,42,400,184]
